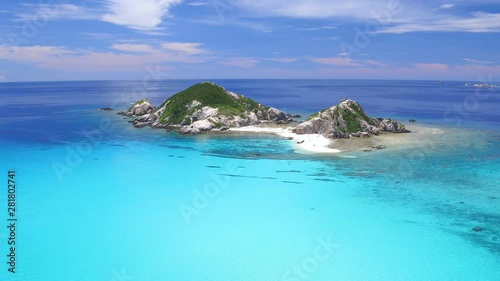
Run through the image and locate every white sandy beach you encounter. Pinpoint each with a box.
[230,124,452,155]
[230,126,342,154]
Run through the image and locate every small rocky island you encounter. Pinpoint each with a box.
[118,81,289,134]
[294,99,409,139]
[119,81,409,140]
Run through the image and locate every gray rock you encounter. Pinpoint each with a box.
[293,117,325,135]
[294,99,409,139]
[179,120,215,134]
[185,100,202,111]
[377,118,409,133]
[192,106,218,121]
[120,99,156,117]
[133,113,158,128]
[267,107,288,121]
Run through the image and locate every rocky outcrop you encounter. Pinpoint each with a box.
[293,99,409,139]
[120,82,292,134]
[131,113,159,128]
[179,120,215,134]
[267,107,288,121]
[118,99,156,117]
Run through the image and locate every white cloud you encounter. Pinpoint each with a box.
[14,1,182,32]
[192,18,274,32]
[234,0,390,20]
[232,1,500,34]
[0,75,5,81]
[439,4,455,9]
[463,58,493,64]
[267,58,297,63]
[220,58,259,68]
[15,4,96,21]
[187,1,209,6]
[102,0,182,30]
[0,43,210,72]
[111,44,158,53]
[142,30,172,36]
[379,12,500,33]
[313,57,362,67]
[80,32,120,41]
[321,25,336,30]
[307,63,500,80]
[295,24,335,31]
[311,56,387,67]
[364,60,389,67]
[415,63,449,72]
[0,46,76,64]
[161,42,206,55]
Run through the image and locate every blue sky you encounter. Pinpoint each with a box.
[0,0,499,82]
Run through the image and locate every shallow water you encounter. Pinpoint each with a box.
[0,80,499,280]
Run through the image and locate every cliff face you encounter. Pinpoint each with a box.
[293,99,409,139]
[119,82,289,134]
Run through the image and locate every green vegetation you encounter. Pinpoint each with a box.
[183,117,192,125]
[307,109,327,121]
[155,82,266,124]
[338,103,374,133]
[131,99,147,108]
[340,109,362,133]
[210,120,223,128]
[307,112,319,120]
[239,96,263,110]
[307,100,374,134]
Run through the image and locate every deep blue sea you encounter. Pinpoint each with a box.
[0,80,499,281]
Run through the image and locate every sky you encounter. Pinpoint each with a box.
[0,0,499,82]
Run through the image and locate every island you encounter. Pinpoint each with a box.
[294,99,409,139]
[118,81,290,134]
[119,81,411,153]
[464,83,498,88]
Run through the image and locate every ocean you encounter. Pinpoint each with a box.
[0,80,499,280]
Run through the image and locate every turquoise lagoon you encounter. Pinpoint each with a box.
[0,80,499,280]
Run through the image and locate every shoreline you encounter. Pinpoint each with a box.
[229,123,450,155]
[229,126,342,154]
